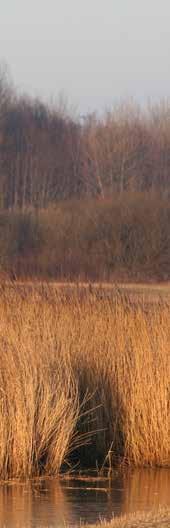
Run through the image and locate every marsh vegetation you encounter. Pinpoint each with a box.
[0,283,169,480]
[89,507,170,528]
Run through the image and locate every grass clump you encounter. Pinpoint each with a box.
[88,507,170,528]
[0,285,80,479]
[0,283,169,479]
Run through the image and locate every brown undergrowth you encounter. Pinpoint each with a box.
[0,283,169,479]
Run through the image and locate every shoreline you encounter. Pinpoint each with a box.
[88,507,170,528]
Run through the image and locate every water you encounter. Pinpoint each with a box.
[0,469,170,527]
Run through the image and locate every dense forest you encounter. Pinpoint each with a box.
[0,65,170,280]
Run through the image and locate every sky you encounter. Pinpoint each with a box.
[0,0,170,115]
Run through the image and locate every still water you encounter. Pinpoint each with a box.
[0,469,170,527]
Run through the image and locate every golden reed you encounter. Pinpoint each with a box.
[0,282,169,479]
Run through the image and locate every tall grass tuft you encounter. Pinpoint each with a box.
[0,283,169,479]
[0,284,80,479]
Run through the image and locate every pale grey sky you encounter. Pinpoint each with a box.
[0,0,170,114]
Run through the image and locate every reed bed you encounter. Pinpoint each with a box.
[0,282,169,479]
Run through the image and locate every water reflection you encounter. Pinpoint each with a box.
[122,468,170,514]
[0,480,69,528]
[0,469,169,527]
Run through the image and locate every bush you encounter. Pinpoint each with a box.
[0,192,170,281]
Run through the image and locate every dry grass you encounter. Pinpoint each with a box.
[0,282,169,479]
[0,284,81,479]
[87,507,170,528]
[9,508,170,528]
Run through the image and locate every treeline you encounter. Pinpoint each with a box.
[0,65,170,208]
[0,66,170,280]
[0,193,170,280]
